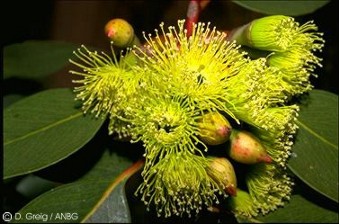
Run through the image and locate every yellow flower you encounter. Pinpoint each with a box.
[246,164,293,215]
[230,15,324,52]
[136,152,226,218]
[134,20,248,122]
[69,16,324,219]
[70,45,132,117]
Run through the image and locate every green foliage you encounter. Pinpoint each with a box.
[288,90,338,202]
[3,88,104,179]
[257,195,338,223]
[3,94,24,108]
[233,0,329,16]
[14,150,136,223]
[4,41,77,79]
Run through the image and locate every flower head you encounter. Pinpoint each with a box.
[69,45,136,118]
[268,45,324,96]
[228,15,324,97]
[123,91,209,173]
[70,16,324,219]
[250,106,299,166]
[228,189,258,218]
[246,164,293,215]
[134,20,248,121]
[136,152,226,218]
[232,15,324,52]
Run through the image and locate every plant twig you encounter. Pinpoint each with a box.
[185,0,210,37]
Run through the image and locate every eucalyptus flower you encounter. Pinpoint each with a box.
[136,152,226,218]
[228,15,324,97]
[228,15,324,52]
[267,45,324,96]
[133,20,249,122]
[125,92,208,173]
[246,163,293,215]
[223,58,288,126]
[228,164,293,219]
[69,44,146,138]
[250,106,299,166]
[69,45,132,117]
[69,16,324,219]
[228,189,258,218]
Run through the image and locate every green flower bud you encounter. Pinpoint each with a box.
[228,130,272,164]
[104,18,139,48]
[198,112,232,145]
[206,157,237,196]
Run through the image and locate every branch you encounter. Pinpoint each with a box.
[185,0,210,37]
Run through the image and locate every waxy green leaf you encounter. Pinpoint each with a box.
[4,88,104,179]
[288,90,338,202]
[14,150,140,223]
[233,0,329,16]
[4,41,76,79]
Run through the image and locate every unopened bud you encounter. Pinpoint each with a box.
[198,112,232,145]
[206,157,237,196]
[105,18,138,48]
[228,130,272,164]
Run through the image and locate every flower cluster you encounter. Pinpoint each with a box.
[69,15,324,219]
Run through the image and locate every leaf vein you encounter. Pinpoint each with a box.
[4,112,83,146]
[296,120,338,150]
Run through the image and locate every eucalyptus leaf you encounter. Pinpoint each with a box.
[82,161,144,223]
[14,181,111,223]
[4,41,77,79]
[14,150,140,223]
[4,88,104,179]
[256,194,338,223]
[3,94,24,108]
[16,175,60,199]
[288,90,338,202]
[83,177,132,223]
[232,0,329,16]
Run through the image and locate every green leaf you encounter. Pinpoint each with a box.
[4,41,77,79]
[82,161,144,223]
[232,0,329,16]
[288,90,338,202]
[14,150,141,223]
[16,175,60,199]
[13,181,111,223]
[4,88,104,179]
[3,94,24,108]
[256,194,338,223]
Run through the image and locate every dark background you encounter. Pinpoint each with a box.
[3,0,338,94]
[2,1,338,221]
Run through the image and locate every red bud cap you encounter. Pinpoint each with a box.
[229,130,272,164]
